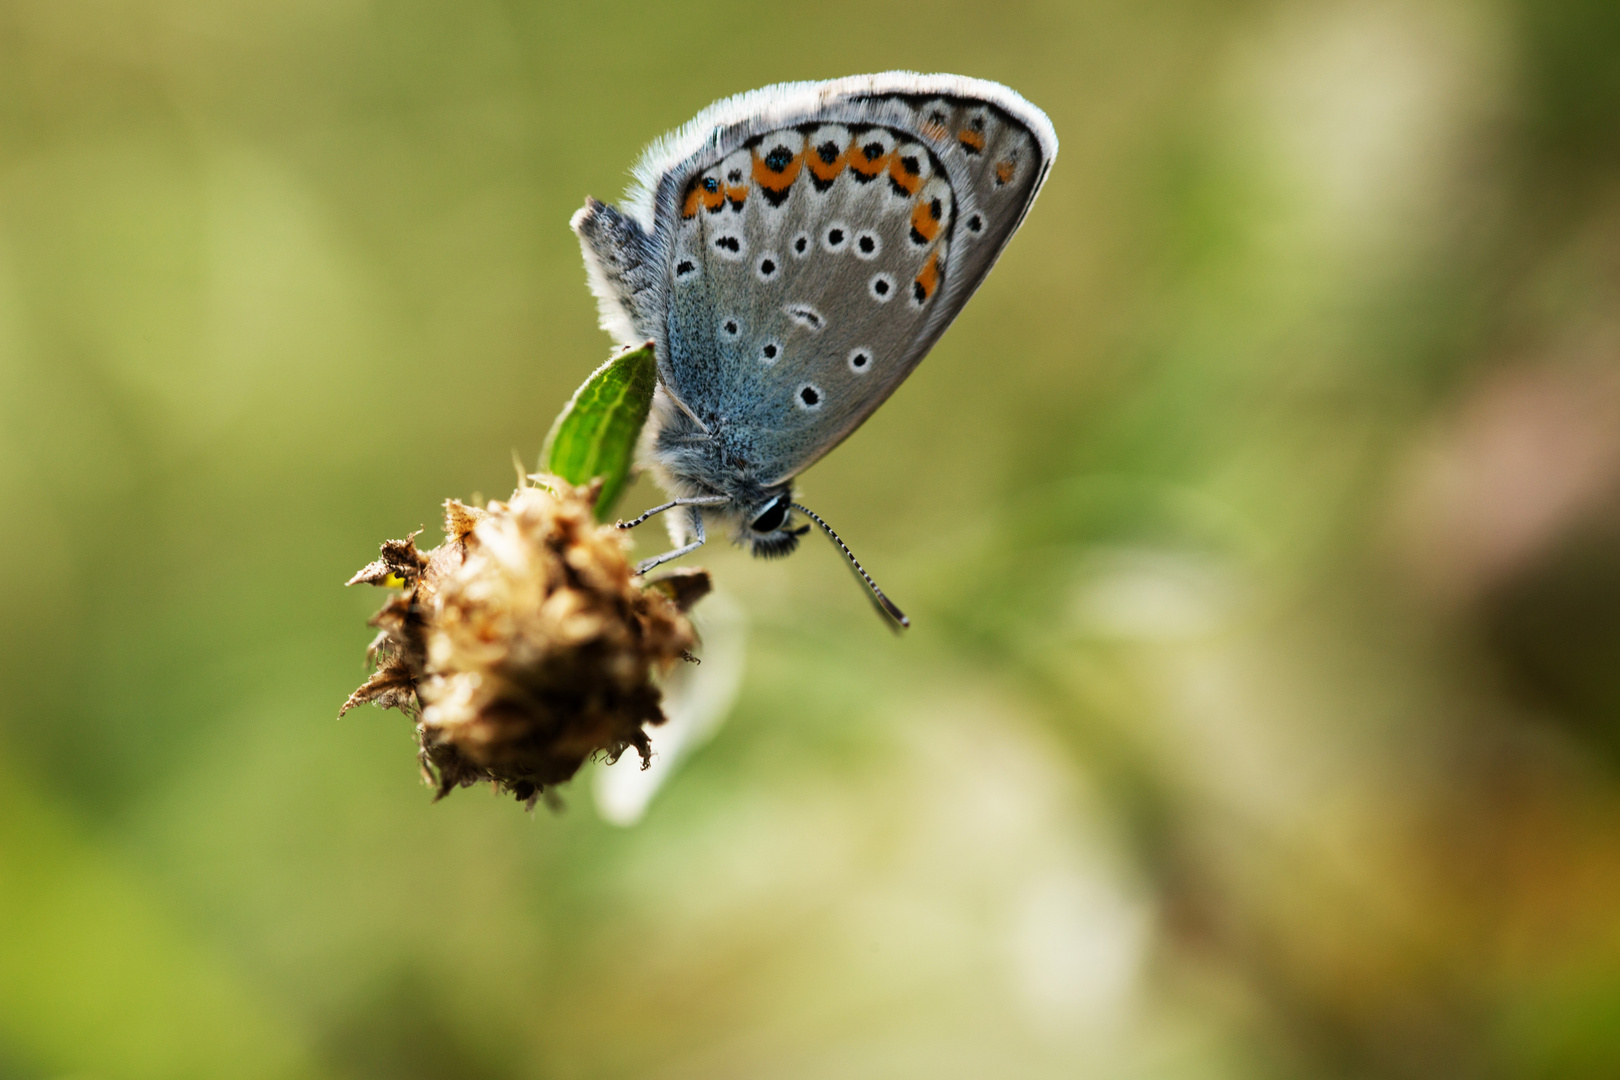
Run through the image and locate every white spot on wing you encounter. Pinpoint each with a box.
[785,304,825,332]
[719,148,749,188]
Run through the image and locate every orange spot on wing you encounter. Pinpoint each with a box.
[915,250,941,300]
[752,145,804,193]
[684,178,725,217]
[995,158,1016,185]
[958,129,986,153]
[909,198,942,244]
[888,156,924,196]
[726,182,747,208]
[920,120,950,142]
[848,140,892,178]
[807,141,848,183]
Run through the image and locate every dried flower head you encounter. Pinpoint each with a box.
[343,476,709,806]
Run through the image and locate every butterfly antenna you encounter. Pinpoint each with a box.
[790,503,909,631]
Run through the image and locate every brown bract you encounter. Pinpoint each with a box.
[342,477,709,806]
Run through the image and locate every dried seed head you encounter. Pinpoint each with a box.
[342,476,709,806]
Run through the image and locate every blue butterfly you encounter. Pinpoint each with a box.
[573,73,1056,627]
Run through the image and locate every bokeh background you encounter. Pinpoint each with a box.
[4,1,1620,1077]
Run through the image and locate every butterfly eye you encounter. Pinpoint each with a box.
[750,497,790,534]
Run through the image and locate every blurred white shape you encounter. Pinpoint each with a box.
[1004,864,1149,1035]
[1068,548,1239,641]
[593,589,747,826]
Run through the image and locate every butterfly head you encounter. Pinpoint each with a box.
[743,490,809,559]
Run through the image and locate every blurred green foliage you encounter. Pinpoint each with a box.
[3,1,1620,1078]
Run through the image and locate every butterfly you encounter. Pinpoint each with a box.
[572,72,1056,628]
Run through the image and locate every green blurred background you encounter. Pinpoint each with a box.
[4,1,1620,1077]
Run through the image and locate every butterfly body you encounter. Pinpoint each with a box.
[573,73,1055,613]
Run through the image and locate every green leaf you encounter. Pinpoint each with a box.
[543,343,657,520]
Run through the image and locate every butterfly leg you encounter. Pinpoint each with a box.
[617,494,729,530]
[633,505,709,574]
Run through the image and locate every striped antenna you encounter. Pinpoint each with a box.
[791,503,909,631]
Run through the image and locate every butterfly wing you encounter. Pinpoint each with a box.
[573,73,1056,486]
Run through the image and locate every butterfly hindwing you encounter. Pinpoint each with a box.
[573,74,1055,486]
